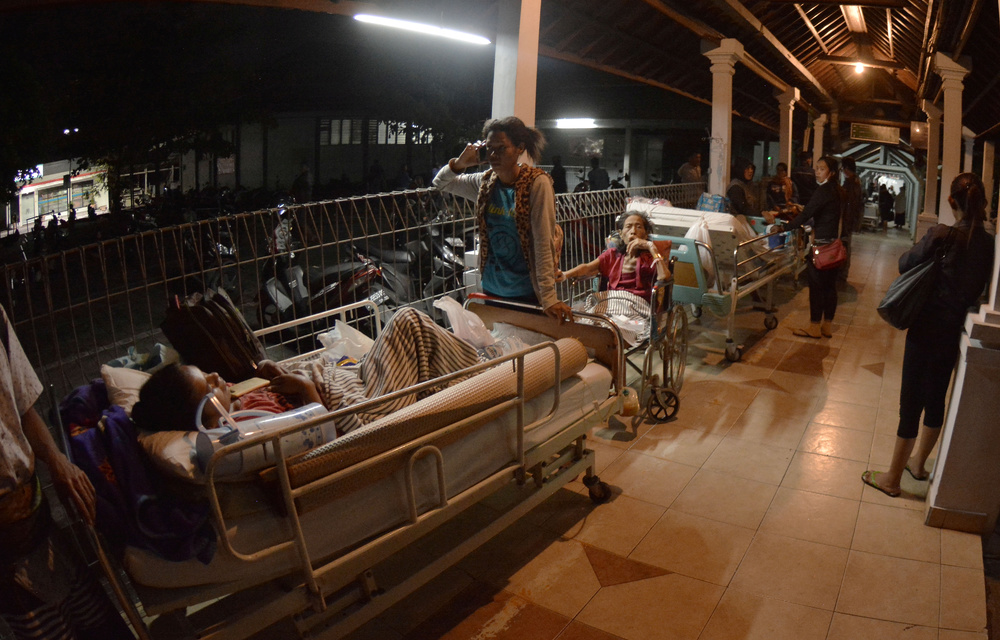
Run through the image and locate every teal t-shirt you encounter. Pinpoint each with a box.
[482,185,534,299]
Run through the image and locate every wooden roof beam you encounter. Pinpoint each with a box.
[707,0,835,105]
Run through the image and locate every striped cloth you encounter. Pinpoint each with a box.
[576,290,651,346]
[300,307,481,436]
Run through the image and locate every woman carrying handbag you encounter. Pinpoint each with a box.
[862,173,994,498]
[783,155,844,338]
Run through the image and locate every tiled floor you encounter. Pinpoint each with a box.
[342,229,989,640]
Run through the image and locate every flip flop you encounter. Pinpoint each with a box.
[862,470,901,498]
[905,465,929,481]
[791,328,821,338]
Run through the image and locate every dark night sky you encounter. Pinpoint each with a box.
[0,2,764,170]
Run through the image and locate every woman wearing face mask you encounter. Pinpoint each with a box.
[432,117,573,324]
[783,155,843,339]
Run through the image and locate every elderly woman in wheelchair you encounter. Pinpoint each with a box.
[556,211,671,345]
[558,211,685,422]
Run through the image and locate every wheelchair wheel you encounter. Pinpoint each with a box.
[660,306,688,393]
[647,388,679,422]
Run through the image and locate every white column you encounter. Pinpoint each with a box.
[812,114,828,166]
[703,39,744,196]
[962,127,976,173]
[983,140,995,215]
[776,88,799,169]
[916,100,943,241]
[492,0,541,126]
[934,52,971,225]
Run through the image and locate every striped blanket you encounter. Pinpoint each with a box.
[293,307,481,436]
[575,290,651,346]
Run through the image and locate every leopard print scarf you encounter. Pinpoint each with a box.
[475,165,549,271]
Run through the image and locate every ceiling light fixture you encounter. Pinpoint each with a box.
[353,14,491,45]
[855,62,865,74]
[556,118,597,129]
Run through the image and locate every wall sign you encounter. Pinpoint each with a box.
[850,123,900,144]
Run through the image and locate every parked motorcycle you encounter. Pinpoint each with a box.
[257,210,388,338]
[354,213,469,316]
[182,223,239,297]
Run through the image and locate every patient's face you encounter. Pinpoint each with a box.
[182,365,233,428]
[621,215,648,243]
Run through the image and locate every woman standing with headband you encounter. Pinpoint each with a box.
[433,117,573,323]
[862,173,995,498]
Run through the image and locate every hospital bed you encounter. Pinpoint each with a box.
[74,300,626,640]
[626,201,806,362]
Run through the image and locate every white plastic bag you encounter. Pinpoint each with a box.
[433,296,495,348]
[317,320,375,363]
[684,215,716,288]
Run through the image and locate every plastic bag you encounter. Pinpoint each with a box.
[433,296,495,348]
[684,215,716,288]
[317,320,375,364]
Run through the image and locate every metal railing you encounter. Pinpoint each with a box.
[1,181,704,409]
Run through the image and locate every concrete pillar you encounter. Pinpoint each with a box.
[492,0,541,126]
[934,52,970,225]
[776,88,799,169]
[962,127,976,173]
[703,39,744,195]
[916,100,943,241]
[983,140,995,214]
[812,114,828,166]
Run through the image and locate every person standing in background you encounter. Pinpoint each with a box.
[785,156,843,339]
[550,156,568,194]
[587,157,610,191]
[677,152,702,184]
[893,184,907,228]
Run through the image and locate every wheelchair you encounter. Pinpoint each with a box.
[625,276,687,423]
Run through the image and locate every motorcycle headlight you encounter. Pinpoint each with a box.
[216,243,235,257]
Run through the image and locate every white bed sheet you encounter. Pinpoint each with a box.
[125,361,612,589]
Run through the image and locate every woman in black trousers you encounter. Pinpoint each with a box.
[862,173,995,497]
[784,155,843,339]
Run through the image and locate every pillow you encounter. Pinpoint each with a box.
[100,365,151,416]
[138,429,204,482]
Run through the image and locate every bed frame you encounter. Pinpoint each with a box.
[104,300,623,640]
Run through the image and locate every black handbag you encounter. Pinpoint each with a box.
[877,228,955,330]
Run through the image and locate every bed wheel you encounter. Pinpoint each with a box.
[646,388,679,422]
[725,344,742,362]
[586,480,612,503]
[764,315,778,331]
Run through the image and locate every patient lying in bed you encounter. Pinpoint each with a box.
[556,211,671,345]
[132,307,481,437]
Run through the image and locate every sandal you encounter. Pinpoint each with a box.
[905,465,929,481]
[862,470,901,498]
[791,327,821,338]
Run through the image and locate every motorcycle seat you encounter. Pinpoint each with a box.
[366,244,417,264]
